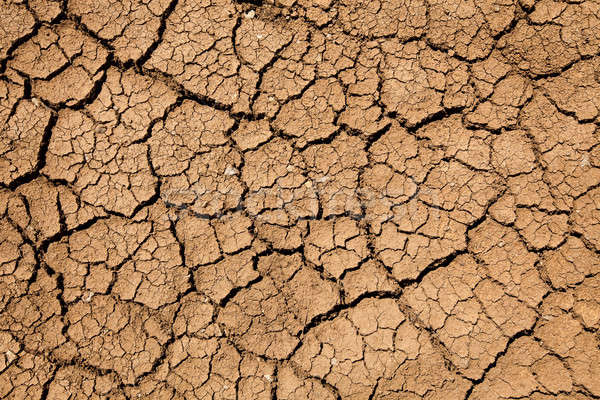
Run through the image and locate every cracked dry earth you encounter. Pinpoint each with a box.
[2,0,600,400]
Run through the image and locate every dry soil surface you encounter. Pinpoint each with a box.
[1,0,600,399]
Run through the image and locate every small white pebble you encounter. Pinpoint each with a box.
[264,374,272,382]
[316,176,329,183]
[5,350,16,363]
[498,241,504,248]
[326,33,332,39]
[225,166,239,176]
[581,156,590,167]
[223,385,229,390]
[83,291,93,302]
[330,358,337,366]
[286,165,294,172]
[245,10,255,19]
[256,33,263,39]
[31,97,40,107]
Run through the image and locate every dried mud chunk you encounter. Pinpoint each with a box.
[535,301,600,396]
[572,275,600,330]
[64,295,172,384]
[499,2,600,77]
[274,78,345,148]
[28,0,62,22]
[45,215,152,302]
[573,187,600,251]
[0,100,52,186]
[277,365,337,400]
[342,260,398,302]
[0,351,55,400]
[514,208,568,250]
[255,219,309,250]
[469,336,574,399]
[175,214,221,267]
[46,366,123,400]
[56,185,107,230]
[308,31,361,79]
[0,269,65,353]
[235,17,294,71]
[419,160,502,224]
[146,0,256,111]
[417,115,491,170]
[426,0,516,60]
[43,69,176,216]
[150,100,233,175]
[127,339,273,400]
[373,210,466,282]
[368,155,500,280]
[505,168,560,211]
[171,292,215,337]
[380,40,473,127]
[213,212,253,253]
[86,67,177,142]
[69,216,150,266]
[194,250,258,303]
[232,119,273,151]
[0,332,20,373]
[469,219,548,307]
[242,137,295,191]
[10,23,108,106]
[0,1,34,61]
[292,298,470,399]
[403,254,537,380]
[338,95,386,136]
[301,132,367,217]
[489,193,516,224]
[522,89,598,152]
[467,75,533,130]
[541,236,600,289]
[243,139,318,221]
[218,253,340,359]
[470,50,512,98]
[541,57,600,122]
[367,122,437,184]
[336,0,427,39]
[252,31,315,117]
[0,217,36,314]
[238,353,276,400]
[520,92,600,207]
[490,130,537,177]
[0,80,24,126]
[150,101,244,216]
[304,217,368,278]
[112,203,190,309]
[9,178,61,245]
[69,0,172,63]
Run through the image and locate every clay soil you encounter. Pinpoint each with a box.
[1,0,600,398]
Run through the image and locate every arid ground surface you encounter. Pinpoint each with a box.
[1,0,600,399]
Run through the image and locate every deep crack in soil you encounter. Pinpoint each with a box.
[1,0,600,399]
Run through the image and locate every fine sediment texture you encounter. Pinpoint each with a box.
[1,0,600,399]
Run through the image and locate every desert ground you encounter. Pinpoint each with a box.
[1,0,600,398]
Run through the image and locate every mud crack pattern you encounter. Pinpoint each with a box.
[1,0,600,399]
